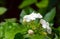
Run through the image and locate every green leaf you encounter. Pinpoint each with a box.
[0,18,28,39]
[57,27,60,33]
[3,22,21,39]
[0,19,21,39]
[0,19,28,39]
[36,0,49,8]
[4,23,27,39]
[54,34,58,39]
[19,0,37,9]
[0,7,7,15]
[0,25,4,38]
[30,34,50,39]
[4,18,17,23]
[33,35,44,39]
[44,8,56,22]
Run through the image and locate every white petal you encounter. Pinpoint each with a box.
[23,15,31,22]
[42,24,47,28]
[46,22,49,26]
[23,15,36,22]
[40,19,51,34]
[47,27,51,34]
[23,11,43,22]
[40,19,46,25]
[23,15,29,19]
[47,22,52,34]
[37,13,43,18]
[40,19,47,28]
[30,13,37,18]
[28,15,36,20]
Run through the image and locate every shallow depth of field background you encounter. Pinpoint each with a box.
[0,0,60,39]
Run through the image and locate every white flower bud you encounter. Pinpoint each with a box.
[28,30,34,35]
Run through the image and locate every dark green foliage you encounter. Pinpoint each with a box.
[14,33,24,39]
[44,8,56,22]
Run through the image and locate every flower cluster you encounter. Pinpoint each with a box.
[23,11,43,22]
[23,11,52,34]
[40,19,51,34]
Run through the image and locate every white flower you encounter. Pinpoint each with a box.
[40,19,51,34]
[23,15,35,22]
[46,26,52,34]
[30,12,43,18]
[23,11,43,22]
[40,19,48,28]
[28,29,34,35]
[36,13,43,18]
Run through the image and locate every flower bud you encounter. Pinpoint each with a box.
[28,29,34,35]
